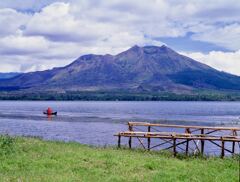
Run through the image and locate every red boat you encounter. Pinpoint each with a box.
[43,111,57,115]
[43,107,57,115]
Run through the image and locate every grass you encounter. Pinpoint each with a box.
[0,136,239,182]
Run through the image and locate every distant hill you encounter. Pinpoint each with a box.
[0,72,21,80]
[0,45,240,94]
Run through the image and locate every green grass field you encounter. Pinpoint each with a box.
[0,136,239,182]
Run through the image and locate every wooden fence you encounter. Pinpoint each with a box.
[115,122,240,158]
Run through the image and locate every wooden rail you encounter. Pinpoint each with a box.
[128,122,240,131]
[115,122,240,158]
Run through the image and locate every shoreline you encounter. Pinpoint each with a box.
[1,90,240,101]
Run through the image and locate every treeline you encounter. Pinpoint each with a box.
[0,90,240,101]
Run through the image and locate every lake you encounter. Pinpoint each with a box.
[0,101,239,154]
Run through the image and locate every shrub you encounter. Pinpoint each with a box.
[0,135,16,156]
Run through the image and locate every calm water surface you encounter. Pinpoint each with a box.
[0,101,239,154]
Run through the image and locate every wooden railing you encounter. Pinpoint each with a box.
[115,122,240,158]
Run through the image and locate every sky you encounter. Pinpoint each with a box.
[0,0,240,75]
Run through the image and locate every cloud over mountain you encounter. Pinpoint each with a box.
[0,0,239,74]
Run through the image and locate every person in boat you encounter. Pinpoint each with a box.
[43,107,57,116]
[44,107,57,115]
[46,107,53,115]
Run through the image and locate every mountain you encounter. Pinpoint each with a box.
[0,72,21,80]
[0,45,240,93]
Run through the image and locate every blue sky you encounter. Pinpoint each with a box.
[157,32,230,53]
[0,0,240,75]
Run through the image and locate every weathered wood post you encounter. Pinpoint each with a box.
[185,128,190,155]
[221,137,225,158]
[118,135,121,148]
[128,123,132,149]
[148,125,151,151]
[201,129,205,155]
[232,130,236,155]
[128,136,132,149]
[173,136,177,157]
[186,139,189,155]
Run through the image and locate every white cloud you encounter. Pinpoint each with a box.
[24,2,93,42]
[0,54,72,73]
[182,50,240,76]
[0,33,49,54]
[0,0,68,11]
[192,23,240,51]
[24,2,168,43]
[0,8,30,37]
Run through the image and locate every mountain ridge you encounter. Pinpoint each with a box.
[0,45,240,93]
[0,72,21,80]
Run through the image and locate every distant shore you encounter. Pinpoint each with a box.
[0,90,240,101]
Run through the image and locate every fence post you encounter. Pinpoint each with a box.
[232,130,236,155]
[185,128,190,155]
[118,135,121,148]
[128,123,132,149]
[221,138,225,158]
[201,129,204,155]
[148,126,151,151]
[173,137,176,157]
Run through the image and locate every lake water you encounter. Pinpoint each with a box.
[0,101,239,155]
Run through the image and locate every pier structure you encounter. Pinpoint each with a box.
[115,122,240,157]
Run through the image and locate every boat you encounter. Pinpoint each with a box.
[43,111,57,115]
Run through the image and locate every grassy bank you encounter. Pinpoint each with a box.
[0,136,239,182]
